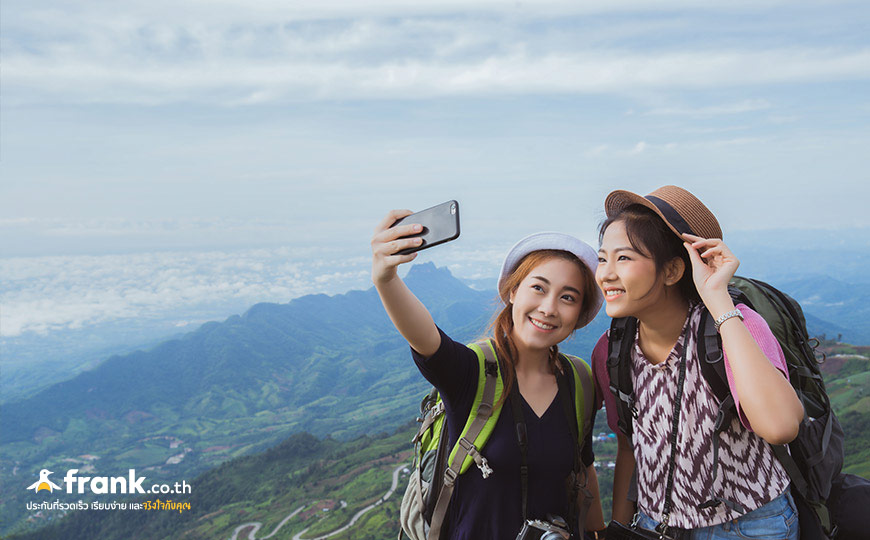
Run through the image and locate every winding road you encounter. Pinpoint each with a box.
[229,463,408,540]
[231,506,305,540]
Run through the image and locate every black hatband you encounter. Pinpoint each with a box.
[646,195,694,236]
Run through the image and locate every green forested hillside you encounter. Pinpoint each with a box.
[820,342,870,478]
[9,342,868,540]
[3,265,867,538]
[6,429,413,540]
[0,264,494,536]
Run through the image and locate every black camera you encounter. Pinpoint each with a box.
[516,515,571,540]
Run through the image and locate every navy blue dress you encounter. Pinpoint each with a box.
[413,328,595,540]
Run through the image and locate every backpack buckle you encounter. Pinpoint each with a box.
[443,467,458,486]
[457,437,475,452]
[484,361,498,377]
[611,387,638,417]
[655,514,672,540]
[457,437,494,479]
[629,396,639,418]
[478,457,493,479]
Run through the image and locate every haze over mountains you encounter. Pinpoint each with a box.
[3,262,869,538]
[3,229,870,404]
[0,264,493,534]
[2,261,866,452]
[1,262,609,535]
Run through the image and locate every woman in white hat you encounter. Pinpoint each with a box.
[592,186,803,539]
[372,209,607,540]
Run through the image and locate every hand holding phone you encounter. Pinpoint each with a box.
[389,200,460,255]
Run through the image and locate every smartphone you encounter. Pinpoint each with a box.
[390,200,460,255]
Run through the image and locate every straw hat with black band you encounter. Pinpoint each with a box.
[604,185,723,241]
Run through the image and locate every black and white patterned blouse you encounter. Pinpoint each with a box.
[593,303,791,528]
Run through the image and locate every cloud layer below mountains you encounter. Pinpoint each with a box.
[0,242,506,338]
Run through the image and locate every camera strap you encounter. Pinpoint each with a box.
[656,325,690,538]
[508,355,582,525]
[508,377,530,520]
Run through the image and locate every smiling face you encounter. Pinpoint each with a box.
[596,220,666,319]
[508,257,586,353]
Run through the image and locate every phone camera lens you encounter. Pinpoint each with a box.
[450,203,457,214]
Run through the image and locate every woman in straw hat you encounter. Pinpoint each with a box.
[591,186,803,538]
[372,209,607,539]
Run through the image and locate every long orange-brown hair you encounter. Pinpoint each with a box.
[487,249,598,406]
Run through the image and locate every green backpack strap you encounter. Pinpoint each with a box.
[556,353,595,536]
[426,339,503,540]
[447,340,505,474]
[562,353,595,446]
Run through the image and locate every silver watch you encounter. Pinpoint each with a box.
[714,308,744,331]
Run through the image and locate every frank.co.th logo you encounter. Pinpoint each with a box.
[26,469,190,495]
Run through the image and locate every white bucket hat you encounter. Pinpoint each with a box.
[498,232,603,329]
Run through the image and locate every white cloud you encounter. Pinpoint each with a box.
[587,136,760,158]
[0,247,370,337]
[6,0,797,29]
[0,239,510,338]
[5,1,870,105]
[7,48,870,105]
[645,99,772,116]
[767,115,800,124]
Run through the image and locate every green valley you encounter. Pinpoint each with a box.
[4,265,868,538]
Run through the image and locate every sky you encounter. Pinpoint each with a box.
[1,0,870,342]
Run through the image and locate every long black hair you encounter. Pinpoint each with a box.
[599,204,701,304]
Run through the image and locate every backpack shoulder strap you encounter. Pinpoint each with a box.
[696,304,731,404]
[607,317,638,439]
[559,353,600,536]
[426,339,503,540]
[445,339,504,474]
[561,353,595,445]
[695,292,793,515]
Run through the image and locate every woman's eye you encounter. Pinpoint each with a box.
[618,255,630,261]
[562,294,576,302]
[597,257,606,263]
[531,284,544,292]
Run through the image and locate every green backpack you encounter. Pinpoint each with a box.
[398,339,596,540]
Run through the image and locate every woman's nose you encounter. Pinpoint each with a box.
[538,294,558,315]
[596,260,614,283]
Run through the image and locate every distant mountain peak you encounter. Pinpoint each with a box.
[404,263,468,292]
[406,262,453,277]
[400,263,496,310]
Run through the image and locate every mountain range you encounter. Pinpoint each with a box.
[8,345,869,540]
[4,239,869,406]
[0,263,495,535]
[2,262,868,536]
